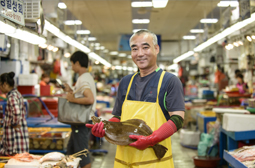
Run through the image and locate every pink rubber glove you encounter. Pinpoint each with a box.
[86,117,120,137]
[129,120,177,150]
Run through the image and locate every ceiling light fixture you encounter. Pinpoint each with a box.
[39,43,48,49]
[131,1,153,7]
[115,66,122,70]
[76,30,91,34]
[110,51,118,55]
[233,42,239,47]
[42,20,111,67]
[100,46,105,50]
[168,64,178,70]
[238,41,243,45]
[118,53,127,57]
[194,13,255,52]
[200,18,218,23]
[183,35,196,40]
[47,45,54,51]
[173,51,194,63]
[87,37,97,41]
[64,53,71,58]
[132,19,150,24]
[217,1,239,7]
[190,29,204,33]
[64,20,82,25]
[152,0,169,8]
[53,47,59,52]
[1,20,46,45]
[58,2,67,9]
[246,36,252,42]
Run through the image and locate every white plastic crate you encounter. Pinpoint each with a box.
[24,0,41,22]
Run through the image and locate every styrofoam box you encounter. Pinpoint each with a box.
[223,113,255,131]
[18,74,38,86]
[5,158,40,168]
[180,129,201,146]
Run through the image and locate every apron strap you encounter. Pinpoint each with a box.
[156,71,165,104]
[115,155,172,168]
[125,72,138,101]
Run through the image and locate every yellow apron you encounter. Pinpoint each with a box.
[114,71,174,168]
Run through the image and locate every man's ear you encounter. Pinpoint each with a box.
[155,45,160,54]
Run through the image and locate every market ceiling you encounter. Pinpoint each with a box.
[61,0,220,53]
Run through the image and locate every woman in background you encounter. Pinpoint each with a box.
[236,73,249,94]
[40,73,50,86]
[0,72,29,155]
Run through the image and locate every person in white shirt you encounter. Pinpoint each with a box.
[64,51,96,168]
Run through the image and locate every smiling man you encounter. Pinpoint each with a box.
[87,30,185,168]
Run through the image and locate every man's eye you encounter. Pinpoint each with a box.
[132,48,137,51]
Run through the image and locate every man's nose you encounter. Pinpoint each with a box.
[138,48,143,56]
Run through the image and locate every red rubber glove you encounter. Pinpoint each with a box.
[129,120,177,150]
[86,117,120,137]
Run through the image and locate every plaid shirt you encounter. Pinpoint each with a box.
[0,89,29,155]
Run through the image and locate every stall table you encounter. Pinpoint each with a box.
[223,150,247,168]
[220,127,255,165]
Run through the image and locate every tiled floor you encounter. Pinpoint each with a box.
[90,132,198,168]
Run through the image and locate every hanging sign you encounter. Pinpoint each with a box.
[0,0,25,26]
[239,0,251,20]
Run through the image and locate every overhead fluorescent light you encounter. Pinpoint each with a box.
[39,43,48,49]
[47,45,54,51]
[115,66,122,70]
[64,53,71,58]
[133,29,142,33]
[100,46,105,50]
[76,30,90,34]
[131,1,153,7]
[168,64,178,70]
[88,52,111,67]
[127,55,132,58]
[95,46,100,50]
[87,37,96,41]
[183,35,196,40]
[58,2,67,9]
[103,49,109,53]
[190,29,204,33]
[1,19,46,45]
[118,53,127,57]
[110,51,118,55]
[95,43,100,47]
[64,20,82,25]
[132,19,150,24]
[43,20,111,67]
[217,1,239,7]
[152,0,168,8]
[194,13,255,52]
[200,18,218,23]
[246,36,252,42]
[53,47,59,52]
[173,51,194,63]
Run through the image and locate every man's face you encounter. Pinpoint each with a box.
[130,33,159,70]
